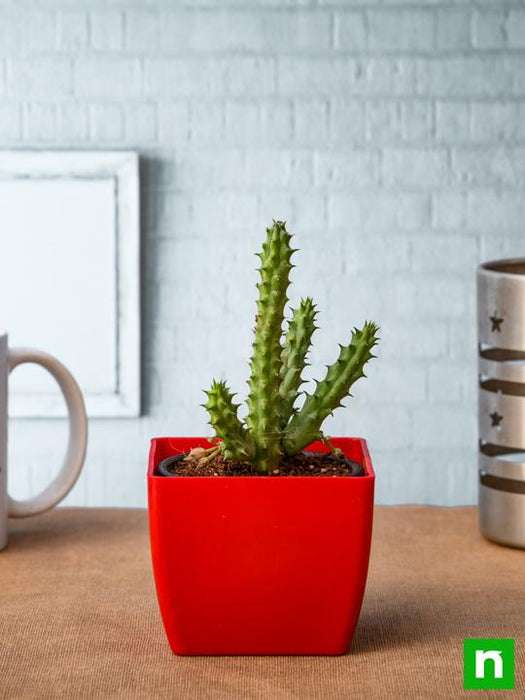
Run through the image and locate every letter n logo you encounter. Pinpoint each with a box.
[464,639,515,690]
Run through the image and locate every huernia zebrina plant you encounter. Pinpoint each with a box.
[203,221,379,473]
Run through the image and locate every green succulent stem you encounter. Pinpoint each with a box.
[320,434,344,458]
[198,446,221,467]
[279,297,317,429]
[283,322,379,455]
[203,380,254,462]
[245,221,294,472]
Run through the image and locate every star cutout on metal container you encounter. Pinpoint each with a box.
[489,313,504,332]
[490,411,503,427]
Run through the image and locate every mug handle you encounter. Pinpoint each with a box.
[6,348,88,518]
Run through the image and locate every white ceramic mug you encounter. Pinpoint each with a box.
[0,330,87,550]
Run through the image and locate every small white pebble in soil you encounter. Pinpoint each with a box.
[309,465,315,469]
[272,469,280,474]
[320,468,327,473]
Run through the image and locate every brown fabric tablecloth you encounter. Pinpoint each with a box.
[0,507,523,699]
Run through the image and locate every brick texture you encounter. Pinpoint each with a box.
[4,1,522,508]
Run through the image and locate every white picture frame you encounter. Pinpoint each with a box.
[0,151,140,418]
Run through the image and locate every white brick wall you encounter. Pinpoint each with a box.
[4,1,523,508]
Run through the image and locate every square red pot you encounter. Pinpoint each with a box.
[148,437,375,656]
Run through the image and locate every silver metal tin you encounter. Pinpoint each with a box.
[478,259,525,548]
[479,481,525,549]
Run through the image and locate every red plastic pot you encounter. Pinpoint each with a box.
[148,437,375,656]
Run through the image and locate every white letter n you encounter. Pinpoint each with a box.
[475,650,503,679]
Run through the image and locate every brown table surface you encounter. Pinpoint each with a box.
[1,507,523,699]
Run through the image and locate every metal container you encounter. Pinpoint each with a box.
[478,259,525,548]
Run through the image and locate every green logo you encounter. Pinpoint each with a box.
[464,639,515,690]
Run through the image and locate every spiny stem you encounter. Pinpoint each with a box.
[203,380,254,462]
[279,297,317,430]
[283,321,379,455]
[245,220,294,472]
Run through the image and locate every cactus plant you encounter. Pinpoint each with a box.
[203,220,379,473]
